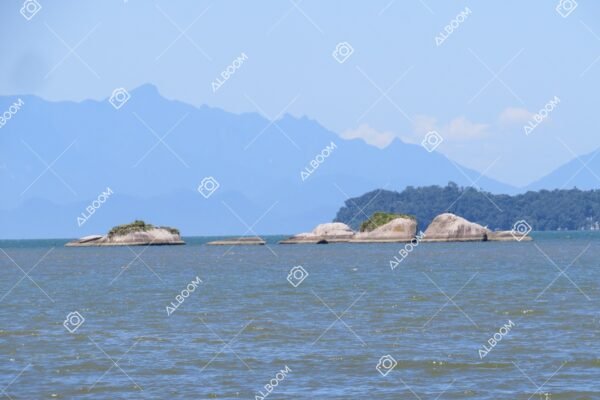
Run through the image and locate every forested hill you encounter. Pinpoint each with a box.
[334,182,600,232]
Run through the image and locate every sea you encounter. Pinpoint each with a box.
[0,232,598,399]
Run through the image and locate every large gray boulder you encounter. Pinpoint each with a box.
[352,217,417,242]
[422,213,489,242]
[279,222,354,244]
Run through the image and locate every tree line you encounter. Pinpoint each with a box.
[334,182,600,232]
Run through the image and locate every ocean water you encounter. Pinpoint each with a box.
[0,232,599,399]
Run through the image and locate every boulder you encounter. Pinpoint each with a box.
[422,213,489,242]
[279,222,354,244]
[312,222,355,238]
[352,217,417,242]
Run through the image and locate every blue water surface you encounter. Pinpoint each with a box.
[0,232,599,399]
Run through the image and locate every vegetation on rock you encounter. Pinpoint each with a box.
[108,220,180,237]
[359,212,416,232]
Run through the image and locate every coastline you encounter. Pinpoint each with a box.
[5,230,600,247]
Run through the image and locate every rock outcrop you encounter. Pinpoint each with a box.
[207,237,266,245]
[65,220,185,246]
[279,222,355,244]
[280,217,419,243]
[487,230,532,241]
[422,213,489,242]
[422,213,532,242]
[352,216,417,242]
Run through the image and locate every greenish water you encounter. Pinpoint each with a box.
[0,232,598,399]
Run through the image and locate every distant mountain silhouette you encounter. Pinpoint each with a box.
[1,84,522,238]
[525,148,600,191]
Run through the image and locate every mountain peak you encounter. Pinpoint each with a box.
[130,83,161,98]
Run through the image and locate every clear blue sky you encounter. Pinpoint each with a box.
[1,0,599,186]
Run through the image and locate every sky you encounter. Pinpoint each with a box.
[1,0,599,187]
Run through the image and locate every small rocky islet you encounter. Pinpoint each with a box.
[65,220,185,247]
[206,237,266,246]
[65,213,531,247]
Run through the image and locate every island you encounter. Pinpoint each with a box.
[280,212,418,244]
[65,220,185,246]
[280,212,531,244]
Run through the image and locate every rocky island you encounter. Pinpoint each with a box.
[65,220,185,246]
[280,212,531,244]
[280,212,418,244]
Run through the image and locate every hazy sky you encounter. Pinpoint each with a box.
[1,0,599,187]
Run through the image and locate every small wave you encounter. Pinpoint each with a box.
[390,359,514,371]
[0,329,39,337]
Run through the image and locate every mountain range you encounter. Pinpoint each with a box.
[0,85,597,239]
